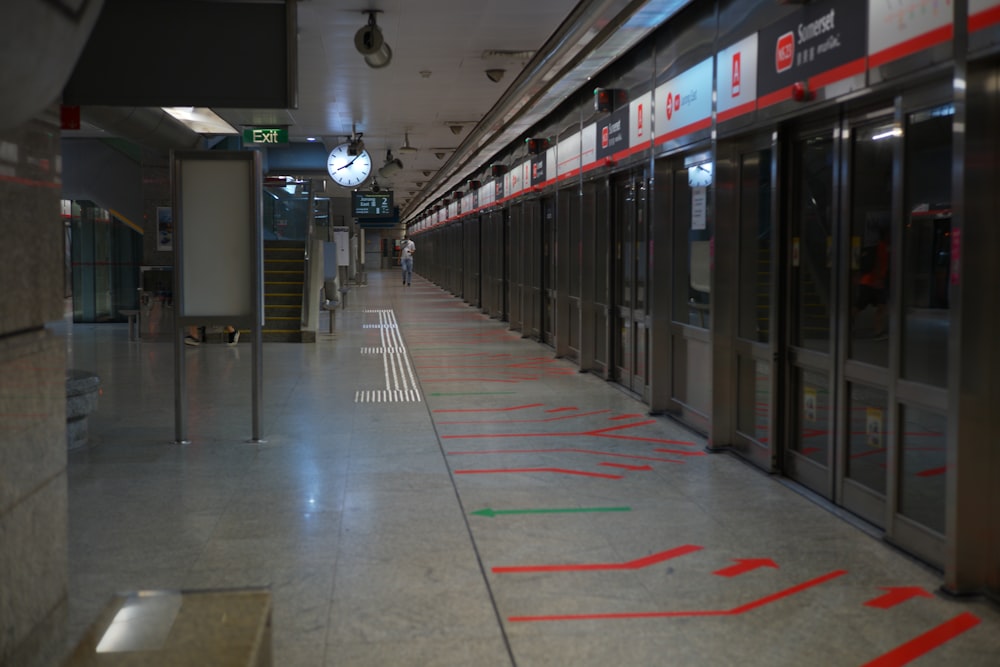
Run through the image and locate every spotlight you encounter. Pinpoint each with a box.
[485,68,505,83]
[448,124,464,135]
[355,11,392,68]
[434,152,446,160]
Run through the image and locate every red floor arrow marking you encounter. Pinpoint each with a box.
[434,403,544,413]
[454,467,623,479]
[437,409,612,425]
[599,462,653,471]
[508,569,847,621]
[447,447,687,463]
[860,612,981,667]
[610,414,644,420]
[494,544,703,574]
[713,558,779,577]
[442,421,699,448]
[916,466,947,477]
[546,407,578,413]
[864,587,934,609]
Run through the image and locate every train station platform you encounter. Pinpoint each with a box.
[60,269,1000,666]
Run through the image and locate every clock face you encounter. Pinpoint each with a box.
[327,143,372,187]
[688,162,713,188]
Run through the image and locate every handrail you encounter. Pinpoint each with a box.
[300,180,317,330]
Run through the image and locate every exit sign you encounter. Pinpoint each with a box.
[243,127,288,144]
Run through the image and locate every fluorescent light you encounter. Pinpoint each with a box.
[871,128,902,141]
[161,107,238,134]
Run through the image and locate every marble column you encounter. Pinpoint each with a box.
[0,108,69,665]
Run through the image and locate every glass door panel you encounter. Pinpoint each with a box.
[848,121,896,366]
[902,104,952,388]
[611,173,648,394]
[786,128,837,498]
[792,135,834,353]
[732,140,776,469]
[737,149,773,344]
[845,383,889,495]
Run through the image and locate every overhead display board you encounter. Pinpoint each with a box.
[352,191,394,218]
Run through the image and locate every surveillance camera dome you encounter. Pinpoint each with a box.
[485,68,505,83]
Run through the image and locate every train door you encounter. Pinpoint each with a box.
[501,207,510,321]
[782,91,953,562]
[611,171,649,396]
[559,186,581,362]
[541,196,556,346]
[582,178,610,376]
[784,119,841,500]
[524,199,543,339]
[463,215,480,307]
[508,202,524,333]
[717,134,778,470]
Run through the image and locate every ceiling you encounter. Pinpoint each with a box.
[66,0,695,222]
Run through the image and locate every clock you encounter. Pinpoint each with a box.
[327,142,373,187]
[688,162,713,188]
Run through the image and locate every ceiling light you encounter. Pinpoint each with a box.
[161,107,237,134]
[481,49,536,60]
[434,152,446,160]
[485,69,505,83]
[355,10,392,68]
[448,125,464,135]
[398,132,418,154]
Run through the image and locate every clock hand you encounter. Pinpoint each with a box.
[336,155,360,171]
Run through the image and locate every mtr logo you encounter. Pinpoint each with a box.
[776,31,794,73]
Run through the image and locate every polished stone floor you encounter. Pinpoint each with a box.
[59,269,1000,666]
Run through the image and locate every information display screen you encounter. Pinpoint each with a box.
[352,191,394,218]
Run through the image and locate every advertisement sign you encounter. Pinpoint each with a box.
[654,58,713,146]
[596,106,630,160]
[869,0,953,68]
[970,0,1000,32]
[557,132,581,178]
[530,155,547,187]
[757,0,867,107]
[156,206,173,251]
[581,122,597,168]
[717,34,759,122]
[630,91,652,150]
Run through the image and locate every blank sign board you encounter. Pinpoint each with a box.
[175,153,259,319]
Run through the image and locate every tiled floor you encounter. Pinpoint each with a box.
[60,270,1000,666]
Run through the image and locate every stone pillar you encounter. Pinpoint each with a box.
[0,108,69,665]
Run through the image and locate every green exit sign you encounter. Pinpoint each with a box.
[243,127,288,144]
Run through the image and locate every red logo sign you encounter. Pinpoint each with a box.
[665,93,674,121]
[776,31,794,73]
[602,125,609,148]
[731,52,741,97]
[637,103,643,136]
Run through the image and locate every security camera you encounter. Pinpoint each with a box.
[378,158,403,179]
[485,68,505,83]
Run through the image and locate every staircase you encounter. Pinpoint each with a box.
[263,240,314,343]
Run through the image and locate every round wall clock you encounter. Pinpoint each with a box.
[327,142,373,187]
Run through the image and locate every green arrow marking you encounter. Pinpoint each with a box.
[471,507,632,518]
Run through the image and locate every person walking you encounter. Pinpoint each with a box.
[400,235,415,286]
